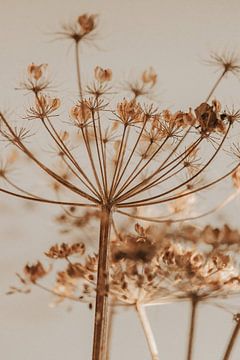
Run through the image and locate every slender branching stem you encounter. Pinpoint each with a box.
[116,137,201,202]
[117,161,239,207]
[136,302,159,360]
[96,107,108,192]
[45,117,99,195]
[61,156,101,199]
[117,188,240,223]
[80,127,104,198]
[116,141,152,194]
[115,127,193,201]
[0,113,99,203]
[0,186,95,206]
[206,70,226,102]
[222,314,240,360]
[118,123,231,205]
[34,282,86,303]
[91,110,107,196]
[186,296,198,360]
[34,93,99,195]
[115,133,172,199]
[113,126,130,194]
[75,41,83,100]
[137,139,202,195]
[74,41,104,198]
[3,176,43,198]
[113,117,148,194]
[92,205,112,360]
[109,125,127,197]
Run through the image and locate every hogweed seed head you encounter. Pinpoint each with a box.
[3,13,240,360]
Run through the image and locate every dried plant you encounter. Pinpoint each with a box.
[2,13,240,360]
[10,216,240,360]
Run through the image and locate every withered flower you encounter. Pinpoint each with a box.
[26,94,60,120]
[3,13,240,360]
[27,63,47,81]
[70,100,92,128]
[94,66,112,83]
[78,14,97,34]
[24,261,47,283]
[45,242,85,259]
[142,67,157,87]
[205,51,240,78]
[11,213,240,360]
[116,99,143,125]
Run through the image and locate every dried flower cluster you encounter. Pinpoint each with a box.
[13,222,240,305]
[10,219,240,359]
[3,13,240,360]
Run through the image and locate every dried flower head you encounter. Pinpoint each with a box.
[56,14,97,44]
[78,14,97,34]
[94,66,112,83]
[3,13,240,360]
[27,63,48,81]
[70,100,92,128]
[206,51,240,77]
[26,94,60,119]
[142,67,157,87]
[14,223,240,307]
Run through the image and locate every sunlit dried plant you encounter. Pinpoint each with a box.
[2,13,240,360]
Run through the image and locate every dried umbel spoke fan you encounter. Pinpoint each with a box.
[3,13,240,360]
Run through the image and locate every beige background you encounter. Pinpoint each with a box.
[1,0,240,359]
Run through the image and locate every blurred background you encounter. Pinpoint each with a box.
[1,0,240,359]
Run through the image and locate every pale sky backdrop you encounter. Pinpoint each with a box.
[1,0,240,359]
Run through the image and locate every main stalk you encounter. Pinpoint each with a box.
[92,205,112,360]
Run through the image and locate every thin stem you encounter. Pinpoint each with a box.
[34,93,99,196]
[0,186,95,207]
[75,41,83,100]
[117,188,240,223]
[115,133,172,199]
[45,117,99,196]
[109,125,127,197]
[96,106,108,193]
[61,156,101,199]
[137,139,202,195]
[112,126,130,195]
[118,123,230,206]
[92,205,112,360]
[136,302,159,360]
[206,70,226,102]
[106,302,116,360]
[116,127,193,201]
[113,117,148,194]
[0,113,98,203]
[34,282,86,303]
[117,141,152,194]
[222,314,240,360]
[186,296,198,360]
[81,127,104,198]
[91,109,107,197]
[117,161,239,207]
